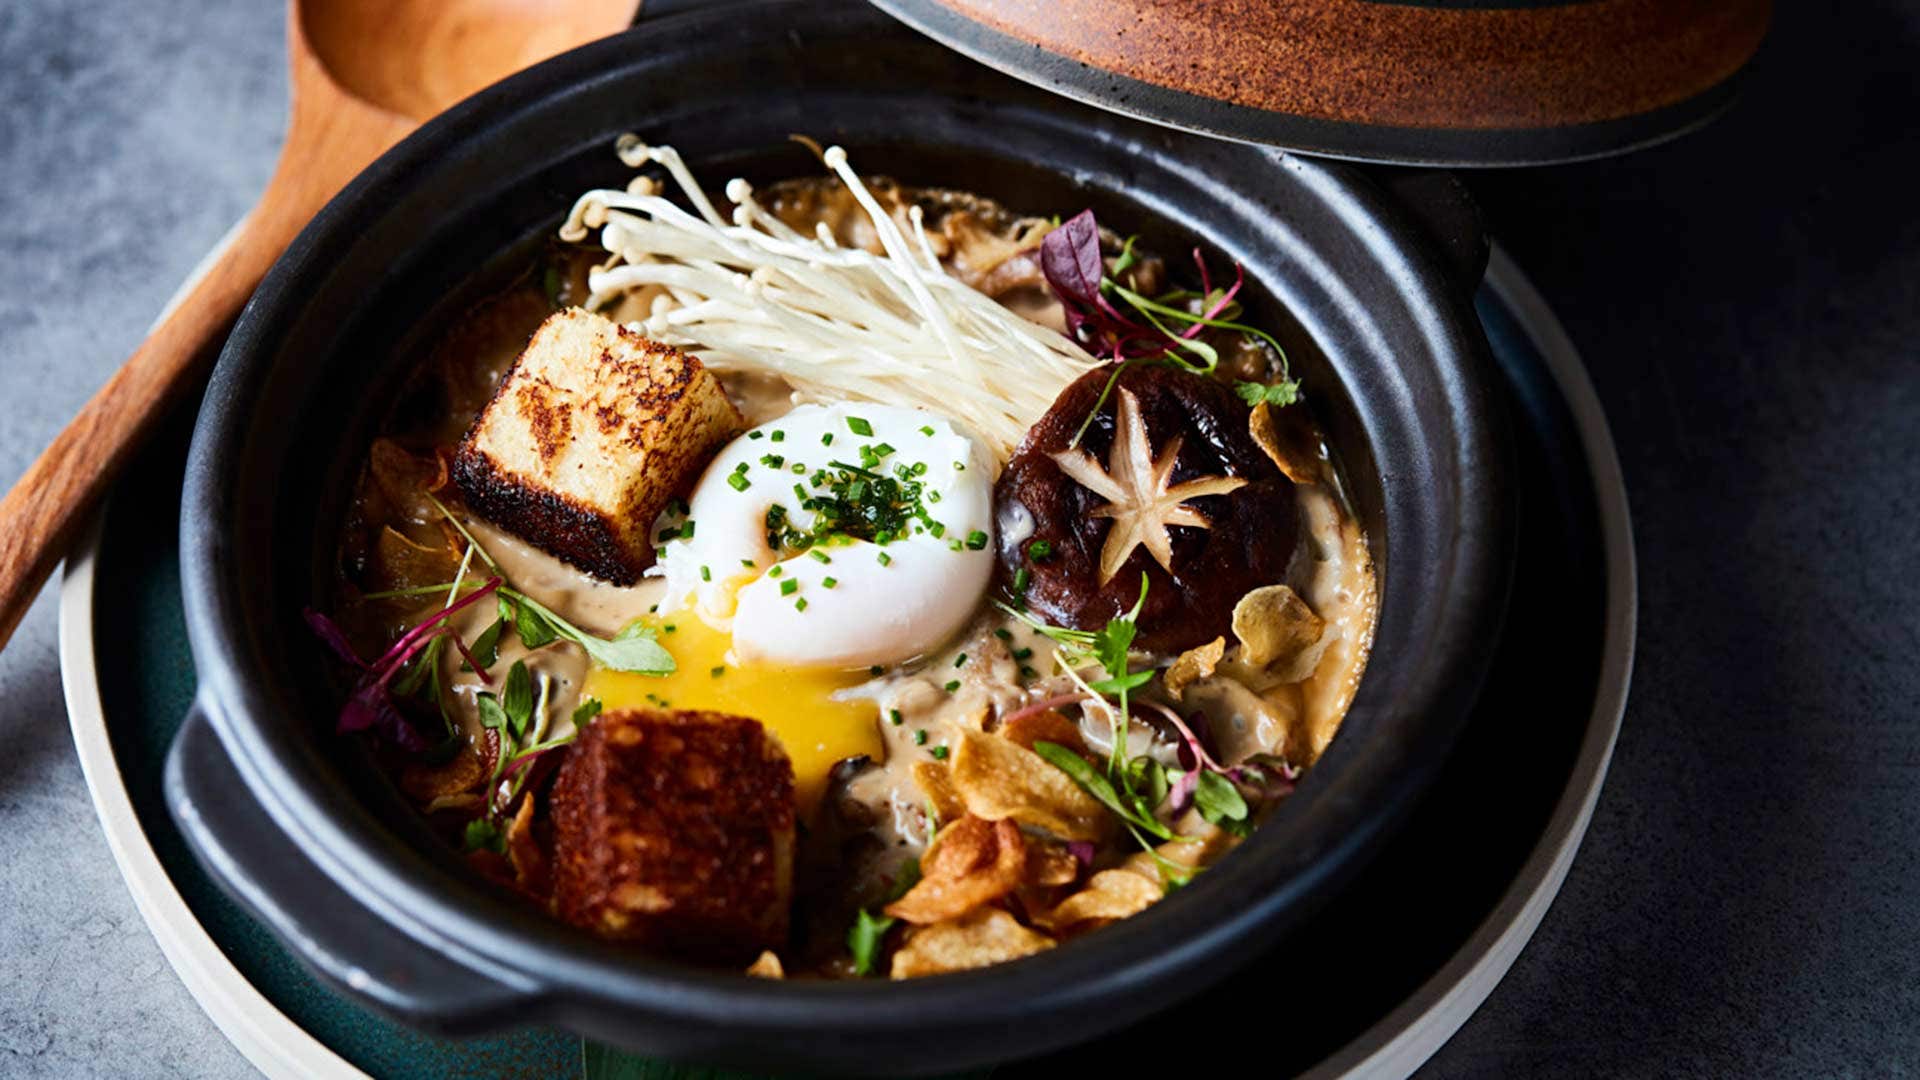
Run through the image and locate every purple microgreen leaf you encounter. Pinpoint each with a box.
[1040,209,1105,309]
[303,608,366,668]
[1139,700,1224,775]
[1228,753,1301,800]
[341,682,434,752]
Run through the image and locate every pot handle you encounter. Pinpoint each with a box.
[1360,167,1490,296]
[164,701,539,1033]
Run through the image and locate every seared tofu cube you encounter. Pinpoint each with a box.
[453,309,740,583]
[550,709,796,960]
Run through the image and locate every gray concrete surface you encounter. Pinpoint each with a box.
[0,2,279,1076]
[3,2,1917,1078]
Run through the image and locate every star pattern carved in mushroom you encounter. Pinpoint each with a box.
[1050,386,1248,584]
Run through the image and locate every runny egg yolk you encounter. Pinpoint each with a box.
[581,614,881,814]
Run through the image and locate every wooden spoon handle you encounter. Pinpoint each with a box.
[0,38,415,652]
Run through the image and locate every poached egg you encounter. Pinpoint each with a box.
[658,402,995,667]
[586,403,995,809]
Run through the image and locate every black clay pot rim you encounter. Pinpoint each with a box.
[177,0,1511,1064]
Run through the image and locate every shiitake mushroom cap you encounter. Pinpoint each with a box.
[995,364,1297,653]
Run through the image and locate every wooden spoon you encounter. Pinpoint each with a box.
[0,0,638,650]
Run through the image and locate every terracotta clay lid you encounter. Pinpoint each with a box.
[867,0,1771,166]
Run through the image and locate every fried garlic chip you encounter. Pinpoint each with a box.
[400,730,490,803]
[911,759,969,826]
[505,791,548,895]
[1120,819,1238,883]
[1249,402,1323,486]
[1025,839,1082,888]
[890,907,1056,979]
[949,728,1110,841]
[1163,636,1226,701]
[997,709,1087,756]
[1036,869,1162,931]
[1231,584,1331,680]
[886,815,1027,925]
[369,526,462,594]
[745,950,785,979]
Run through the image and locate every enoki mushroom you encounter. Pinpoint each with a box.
[559,138,1102,464]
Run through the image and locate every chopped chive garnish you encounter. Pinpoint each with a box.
[1028,540,1053,560]
[847,416,873,436]
[793,463,806,474]
[780,578,798,596]
[889,709,904,725]
[681,520,695,540]
[911,461,928,476]
[928,522,945,538]
[1014,647,1033,661]
[913,729,928,746]
[711,665,725,677]
[810,549,831,564]
[700,565,712,581]
[768,564,783,578]
[965,529,988,550]
[821,432,834,446]
[871,442,895,459]
[1020,665,1038,679]
[761,454,784,468]
[877,551,892,566]
[749,431,764,440]
[950,541,964,552]
[953,654,967,667]
[741,558,756,568]
[734,460,750,473]
[1013,566,1031,594]
[870,665,885,676]
[930,745,949,760]
[919,425,935,436]
[928,491,942,504]
[943,680,960,693]
[994,628,1014,642]
[954,461,966,471]
[823,576,838,589]
[727,472,750,492]
[794,597,808,612]
[771,430,785,442]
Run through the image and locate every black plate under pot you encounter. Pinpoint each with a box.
[167,1,1512,1073]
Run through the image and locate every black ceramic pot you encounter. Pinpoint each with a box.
[166,1,1512,1073]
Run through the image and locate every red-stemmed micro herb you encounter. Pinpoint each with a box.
[1039,208,1301,443]
[303,576,501,752]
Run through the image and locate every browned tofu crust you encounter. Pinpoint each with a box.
[452,450,644,584]
[550,708,796,961]
[452,310,741,584]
